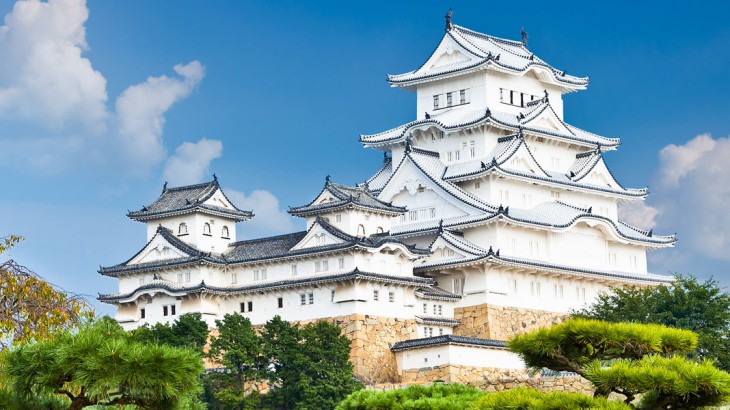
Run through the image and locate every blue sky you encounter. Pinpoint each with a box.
[1,0,729,314]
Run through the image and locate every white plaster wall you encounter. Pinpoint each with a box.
[145,214,237,252]
[416,72,485,119]
[396,344,525,371]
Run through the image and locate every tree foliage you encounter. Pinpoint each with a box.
[576,275,730,370]
[1,317,204,409]
[0,235,92,348]
[207,313,264,409]
[509,318,730,408]
[336,383,484,410]
[474,387,630,409]
[131,312,209,353]
[261,318,362,409]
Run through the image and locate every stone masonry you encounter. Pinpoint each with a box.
[453,304,567,340]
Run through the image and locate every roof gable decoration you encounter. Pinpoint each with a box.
[411,33,481,77]
[377,148,496,216]
[127,179,253,222]
[571,155,622,190]
[128,234,191,266]
[289,219,349,251]
[289,177,406,217]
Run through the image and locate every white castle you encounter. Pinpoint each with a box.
[100,16,675,385]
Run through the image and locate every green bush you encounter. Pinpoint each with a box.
[336,383,484,410]
[474,387,631,410]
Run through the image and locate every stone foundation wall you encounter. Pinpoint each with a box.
[453,304,567,340]
[395,365,593,395]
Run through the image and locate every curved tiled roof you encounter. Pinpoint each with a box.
[101,218,429,276]
[390,335,507,352]
[128,179,253,222]
[360,101,619,149]
[415,286,462,301]
[415,237,673,284]
[415,316,460,327]
[363,154,393,193]
[289,179,405,217]
[99,268,434,303]
[388,25,588,89]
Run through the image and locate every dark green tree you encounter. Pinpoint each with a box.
[576,274,730,370]
[474,387,630,410]
[261,316,361,410]
[509,318,730,409]
[0,317,204,409]
[206,313,263,409]
[131,312,209,353]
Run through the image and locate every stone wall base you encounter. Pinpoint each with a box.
[453,304,568,340]
[385,365,593,395]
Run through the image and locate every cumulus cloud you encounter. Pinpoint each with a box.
[0,0,208,175]
[0,0,107,131]
[163,138,222,186]
[657,134,716,188]
[649,134,730,260]
[225,189,300,238]
[618,201,658,230]
[116,61,205,169]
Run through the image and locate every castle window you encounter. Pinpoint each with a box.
[389,292,395,302]
[140,308,145,319]
[373,290,379,301]
[278,297,283,308]
[139,277,145,286]
[459,89,467,104]
[315,260,328,273]
[178,223,188,236]
[308,293,314,304]
[433,304,437,315]
[423,303,427,314]
[163,306,168,316]
[338,258,345,269]
[429,208,436,219]
[446,92,453,107]
[163,304,176,316]
[475,182,481,189]
[608,252,617,266]
[331,290,335,302]
[221,226,230,239]
[300,294,306,305]
[453,277,465,295]
[409,210,417,221]
[291,264,298,276]
[439,328,444,336]
[530,281,541,297]
[357,225,366,237]
[240,301,253,313]
[438,305,443,315]
[232,272,238,284]
[629,255,638,270]
[551,191,561,199]
[335,214,342,223]
[203,223,211,236]
[433,95,440,109]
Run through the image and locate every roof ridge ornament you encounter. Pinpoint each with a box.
[162,181,168,193]
[405,134,413,153]
[543,89,549,101]
[425,112,431,119]
[438,219,444,233]
[213,173,218,181]
[325,175,331,185]
[521,27,528,47]
[444,8,453,32]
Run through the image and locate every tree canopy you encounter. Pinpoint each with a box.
[1,317,205,409]
[509,318,730,408]
[130,312,209,353]
[576,275,730,370]
[0,235,92,348]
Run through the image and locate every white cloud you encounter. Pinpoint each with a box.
[0,0,107,131]
[163,138,222,185]
[225,189,300,238]
[0,0,207,176]
[618,201,658,230]
[115,61,205,170]
[650,134,730,260]
[657,134,716,188]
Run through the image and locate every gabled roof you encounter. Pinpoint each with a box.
[99,226,221,277]
[415,286,462,301]
[443,137,648,199]
[415,247,674,285]
[363,154,393,193]
[225,217,430,265]
[101,218,429,276]
[128,178,253,222]
[390,335,507,352]
[378,146,498,214]
[387,24,588,91]
[289,177,405,217]
[359,100,619,149]
[99,268,434,303]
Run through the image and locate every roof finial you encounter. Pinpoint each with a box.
[213,173,218,181]
[384,151,389,161]
[325,175,331,184]
[444,8,453,32]
[405,134,413,153]
[162,181,168,192]
[521,27,528,47]
[438,219,444,233]
[543,89,549,101]
[425,112,431,119]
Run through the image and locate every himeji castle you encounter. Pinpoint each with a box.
[99,15,676,385]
